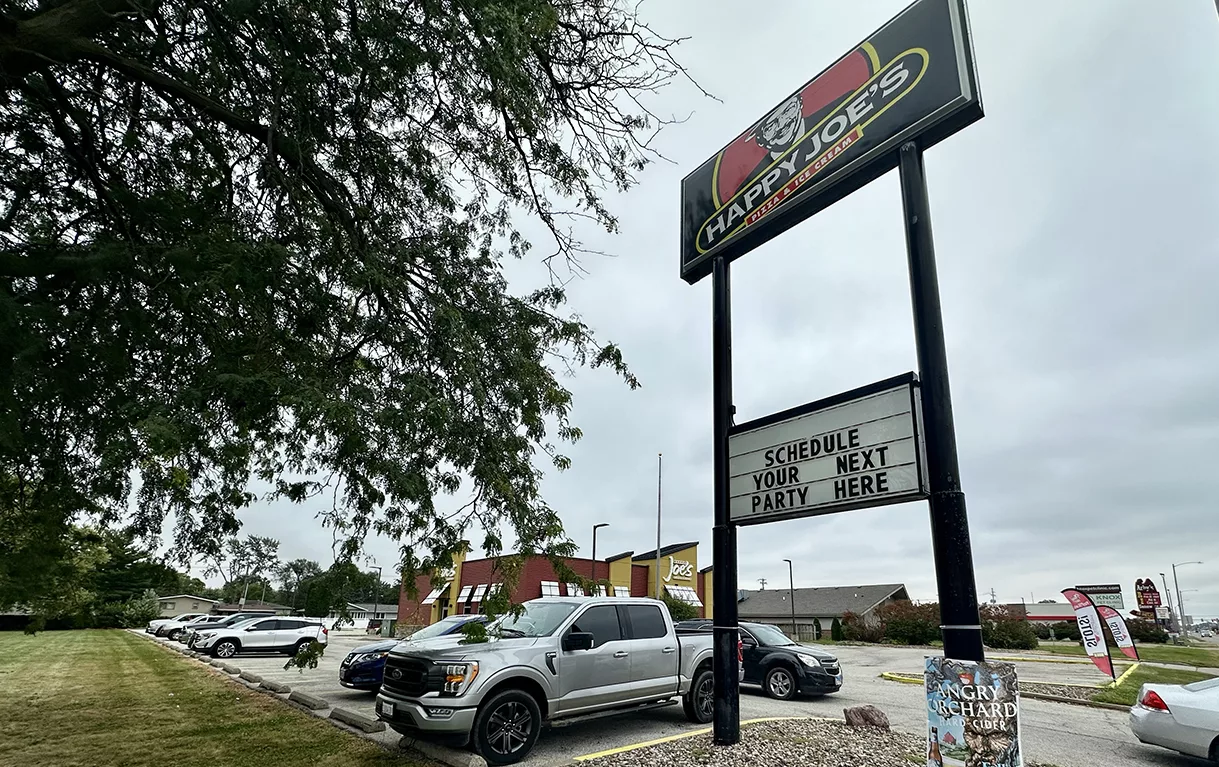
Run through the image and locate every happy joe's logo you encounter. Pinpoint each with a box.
[696,49,929,254]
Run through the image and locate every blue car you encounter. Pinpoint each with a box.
[338,614,489,690]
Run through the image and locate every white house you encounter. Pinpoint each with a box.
[155,594,219,618]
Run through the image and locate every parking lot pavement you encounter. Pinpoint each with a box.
[145,634,1206,767]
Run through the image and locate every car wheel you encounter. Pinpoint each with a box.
[214,640,238,659]
[472,689,541,765]
[764,666,797,701]
[293,639,313,655]
[682,667,715,724]
[167,629,182,641]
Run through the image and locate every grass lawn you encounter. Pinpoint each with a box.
[1038,642,1219,667]
[1091,665,1216,706]
[0,630,431,767]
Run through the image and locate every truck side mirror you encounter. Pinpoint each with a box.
[563,632,594,652]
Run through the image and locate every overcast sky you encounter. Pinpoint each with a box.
[221,0,1219,619]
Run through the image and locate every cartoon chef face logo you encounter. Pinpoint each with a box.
[755,94,805,156]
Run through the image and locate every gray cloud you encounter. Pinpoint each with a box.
[222,0,1219,619]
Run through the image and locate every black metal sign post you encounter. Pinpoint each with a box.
[897,141,984,662]
[710,256,741,744]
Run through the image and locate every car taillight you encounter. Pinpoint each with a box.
[1140,690,1169,711]
[737,640,743,663]
[322,627,328,635]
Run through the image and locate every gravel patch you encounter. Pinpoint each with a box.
[583,720,923,767]
[1022,682,1098,702]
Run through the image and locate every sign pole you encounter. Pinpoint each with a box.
[898,141,984,662]
[711,255,741,745]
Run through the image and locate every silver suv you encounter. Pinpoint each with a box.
[194,616,328,658]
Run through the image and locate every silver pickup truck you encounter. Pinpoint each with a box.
[375,596,737,765]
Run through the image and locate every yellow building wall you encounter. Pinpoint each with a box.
[608,556,633,594]
[702,570,714,621]
[439,547,468,620]
[637,544,699,601]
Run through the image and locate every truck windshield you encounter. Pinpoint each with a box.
[749,624,798,647]
[493,602,579,637]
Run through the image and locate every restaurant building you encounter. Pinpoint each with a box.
[396,541,709,627]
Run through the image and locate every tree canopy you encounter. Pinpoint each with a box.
[1,0,695,596]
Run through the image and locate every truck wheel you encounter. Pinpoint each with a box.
[764,666,796,701]
[682,667,714,724]
[472,689,541,765]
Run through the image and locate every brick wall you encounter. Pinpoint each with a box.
[631,564,649,597]
[397,573,435,625]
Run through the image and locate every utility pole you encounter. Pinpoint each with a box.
[1161,572,1178,633]
[757,578,767,590]
[783,559,796,640]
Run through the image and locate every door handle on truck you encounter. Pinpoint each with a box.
[613,651,629,658]
[662,647,676,654]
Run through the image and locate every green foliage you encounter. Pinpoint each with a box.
[980,605,1039,650]
[1050,621,1082,642]
[283,640,326,672]
[841,611,882,643]
[830,617,844,642]
[813,617,822,640]
[875,601,940,646]
[1126,617,1168,644]
[1,0,691,610]
[660,593,699,623]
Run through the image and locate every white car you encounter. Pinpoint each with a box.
[156,614,223,641]
[1130,677,1219,761]
[194,616,328,659]
[147,613,207,634]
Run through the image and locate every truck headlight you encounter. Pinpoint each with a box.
[798,655,822,667]
[440,662,479,697]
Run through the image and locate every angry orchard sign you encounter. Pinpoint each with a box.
[727,374,929,525]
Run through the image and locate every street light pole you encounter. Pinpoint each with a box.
[1160,572,1177,632]
[1173,561,1203,638]
[782,559,796,640]
[655,452,663,599]
[592,524,609,589]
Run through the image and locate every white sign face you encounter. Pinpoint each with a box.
[1155,606,1170,620]
[664,557,694,583]
[728,376,928,525]
[1076,585,1124,611]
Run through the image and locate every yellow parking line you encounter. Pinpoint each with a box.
[1108,662,1141,688]
[572,716,838,761]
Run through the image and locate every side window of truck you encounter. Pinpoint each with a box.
[568,606,622,647]
[623,604,667,639]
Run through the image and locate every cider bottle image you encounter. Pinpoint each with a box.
[928,726,944,767]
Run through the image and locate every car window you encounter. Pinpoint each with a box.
[746,623,796,647]
[569,605,622,647]
[624,605,667,639]
[249,619,280,631]
[408,616,475,641]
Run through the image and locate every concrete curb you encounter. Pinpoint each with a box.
[330,707,386,733]
[239,670,263,684]
[399,736,486,767]
[209,659,224,668]
[288,690,329,711]
[220,663,240,675]
[261,679,291,694]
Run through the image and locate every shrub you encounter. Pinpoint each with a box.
[813,618,823,640]
[830,617,844,641]
[1126,618,1168,644]
[660,593,700,622]
[1050,621,1081,642]
[876,600,940,646]
[1032,623,1051,640]
[841,611,883,643]
[980,605,1038,650]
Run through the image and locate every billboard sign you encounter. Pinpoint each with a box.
[1075,584,1124,611]
[679,0,982,283]
[1135,578,1162,609]
[727,373,928,526]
